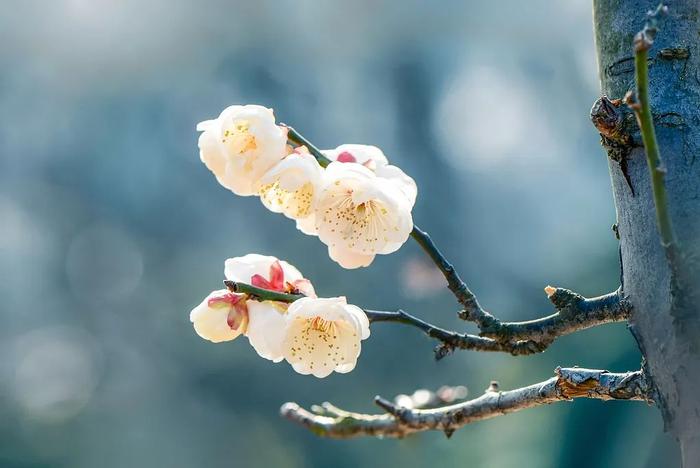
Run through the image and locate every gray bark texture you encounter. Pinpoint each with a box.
[282,367,651,439]
[593,1,700,465]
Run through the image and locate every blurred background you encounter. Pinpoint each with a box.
[0,1,679,467]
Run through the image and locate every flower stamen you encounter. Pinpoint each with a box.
[310,316,335,333]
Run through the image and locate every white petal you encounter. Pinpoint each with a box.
[245,301,288,362]
[286,297,344,320]
[328,245,375,269]
[196,119,218,132]
[295,212,318,236]
[324,160,376,181]
[260,152,322,192]
[375,164,417,208]
[334,362,357,374]
[344,304,371,340]
[198,121,227,181]
[224,254,304,284]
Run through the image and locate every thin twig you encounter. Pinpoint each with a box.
[409,226,497,328]
[626,4,676,249]
[281,367,653,439]
[365,309,549,357]
[283,125,332,168]
[227,281,631,358]
[224,280,305,302]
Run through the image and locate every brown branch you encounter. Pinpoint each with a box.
[281,367,653,439]
[368,287,630,358]
[365,309,548,358]
[226,280,631,358]
[409,228,631,352]
[409,226,498,329]
[472,287,632,343]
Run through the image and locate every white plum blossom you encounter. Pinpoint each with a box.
[314,161,414,269]
[190,289,249,343]
[190,253,374,378]
[224,254,315,362]
[282,297,370,378]
[323,144,417,208]
[258,148,324,235]
[197,105,287,196]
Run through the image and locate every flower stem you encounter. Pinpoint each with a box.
[409,226,498,327]
[633,49,675,247]
[224,280,305,302]
[630,4,676,248]
[284,125,332,168]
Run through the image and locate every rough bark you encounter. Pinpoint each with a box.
[593,1,700,465]
[282,367,652,439]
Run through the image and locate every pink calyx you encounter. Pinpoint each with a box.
[208,292,244,308]
[226,301,249,331]
[251,260,286,292]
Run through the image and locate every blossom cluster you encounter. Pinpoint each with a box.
[197,104,417,268]
[191,104,417,377]
[190,254,370,378]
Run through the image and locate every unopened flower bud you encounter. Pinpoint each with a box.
[190,290,249,343]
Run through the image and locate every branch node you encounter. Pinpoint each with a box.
[590,95,632,144]
[634,4,668,52]
[434,343,453,360]
[280,402,300,418]
[546,287,583,310]
[485,381,500,393]
[374,396,403,419]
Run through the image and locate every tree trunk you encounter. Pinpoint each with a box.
[593,1,700,465]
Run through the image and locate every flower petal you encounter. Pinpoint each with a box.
[328,245,375,269]
[224,254,304,285]
[268,260,285,291]
[245,300,288,362]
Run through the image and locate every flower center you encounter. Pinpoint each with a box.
[222,119,257,155]
[259,181,315,218]
[322,189,394,252]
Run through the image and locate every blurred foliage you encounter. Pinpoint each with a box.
[0,1,678,467]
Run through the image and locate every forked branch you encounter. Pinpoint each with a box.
[281,367,653,439]
[226,280,631,358]
[369,286,630,358]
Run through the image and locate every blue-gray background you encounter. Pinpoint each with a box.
[0,1,679,467]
